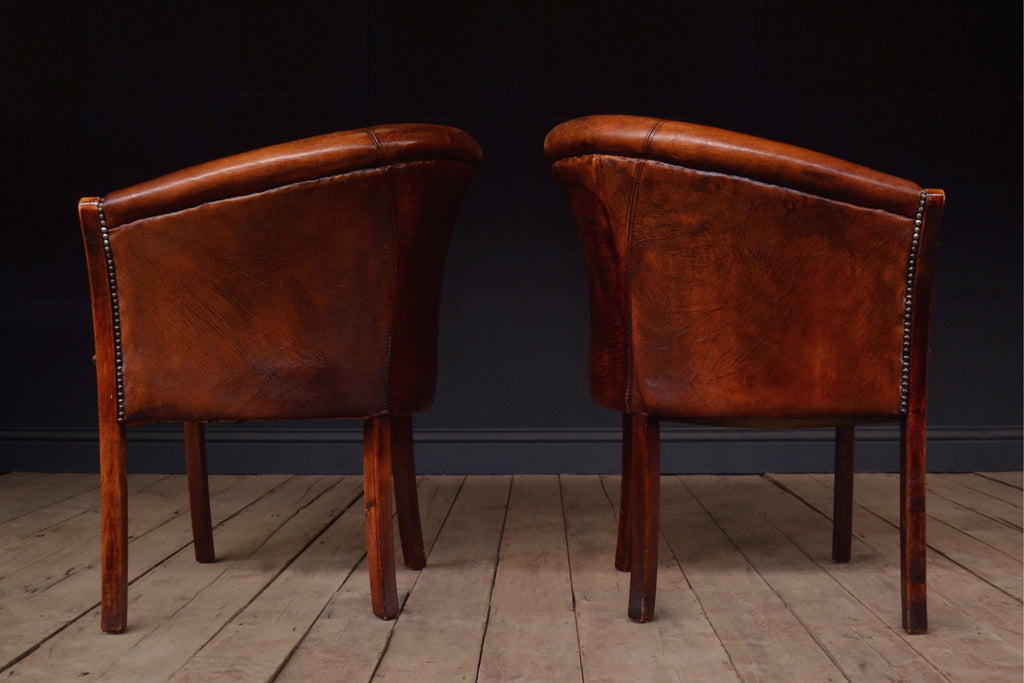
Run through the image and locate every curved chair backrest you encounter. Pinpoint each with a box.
[546,114,943,632]
[81,123,482,632]
[80,123,482,424]
[545,115,943,425]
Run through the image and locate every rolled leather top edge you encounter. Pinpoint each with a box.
[101,123,483,229]
[544,115,924,218]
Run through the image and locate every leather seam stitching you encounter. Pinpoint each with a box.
[624,121,663,413]
[365,128,398,412]
[555,153,920,220]
[102,160,476,231]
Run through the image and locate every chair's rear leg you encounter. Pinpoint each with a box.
[615,413,633,572]
[364,416,400,620]
[100,420,129,633]
[184,421,215,563]
[901,414,928,633]
[628,414,660,623]
[391,415,426,570]
[832,425,855,563]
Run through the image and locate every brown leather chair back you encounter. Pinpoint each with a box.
[545,115,942,424]
[81,123,481,632]
[545,114,943,632]
[81,124,482,425]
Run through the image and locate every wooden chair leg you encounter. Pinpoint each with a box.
[615,413,633,572]
[627,414,660,622]
[832,425,855,563]
[100,420,128,633]
[184,421,215,563]
[900,413,928,633]
[391,415,426,570]
[364,416,400,620]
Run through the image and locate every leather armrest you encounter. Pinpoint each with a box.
[101,123,482,228]
[544,114,922,217]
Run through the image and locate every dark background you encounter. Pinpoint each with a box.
[2,1,1020,474]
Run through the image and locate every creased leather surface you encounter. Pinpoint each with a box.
[103,124,482,229]
[547,116,928,421]
[95,124,479,423]
[545,115,922,218]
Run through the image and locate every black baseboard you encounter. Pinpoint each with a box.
[1,425,1019,474]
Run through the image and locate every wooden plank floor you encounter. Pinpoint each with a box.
[0,472,1020,681]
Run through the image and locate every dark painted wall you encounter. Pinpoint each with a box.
[2,1,1020,472]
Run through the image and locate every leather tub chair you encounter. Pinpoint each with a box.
[545,115,943,633]
[80,123,482,632]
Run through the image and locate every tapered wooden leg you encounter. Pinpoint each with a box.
[900,414,928,633]
[391,415,426,570]
[100,420,128,633]
[628,414,660,622]
[364,416,399,620]
[184,421,215,563]
[832,425,855,563]
[615,413,633,572]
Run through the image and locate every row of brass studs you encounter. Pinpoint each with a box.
[899,190,927,414]
[97,200,126,422]
[91,188,926,419]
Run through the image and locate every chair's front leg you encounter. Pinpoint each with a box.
[100,420,129,633]
[184,421,215,563]
[391,415,426,570]
[628,414,660,622]
[364,416,400,619]
[615,413,633,572]
[900,413,927,633]
[832,425,855,563]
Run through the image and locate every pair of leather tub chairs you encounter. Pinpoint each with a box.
[80,115,943,635]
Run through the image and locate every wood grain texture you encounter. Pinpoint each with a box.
[0,473,101,523]
[0,474,285,669]
[5,475,340,679]
[832,425,855,562]
[0,474,162,579]
[900,413,928,632]
[167,477,366,682]
[0,475,178,605]
[477,475,582,682]
[0,473,1019,681]
[659,476,846,682]
[921,481,1022,561]
[390,415,426,570]
[683,475,946,681]
[981,471,1024,489]
[363,416,398,619]
[614,415,632,572]
[928,473,1023,530]
[812,472,1023,601]
[626,414,659,622]
[370,476,511,682]
[94,477,361,683]
[183,421,214,563]
[582,475,741,683]
[275,476,462,683]
[768,473,1023,680]
[99,419,128,632]
[0,472,48,489]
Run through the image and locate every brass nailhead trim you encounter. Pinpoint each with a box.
[899,190,927,414]
[97,199,126,422]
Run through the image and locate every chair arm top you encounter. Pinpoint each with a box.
[101,123,483,228]
[544,115,923,218]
